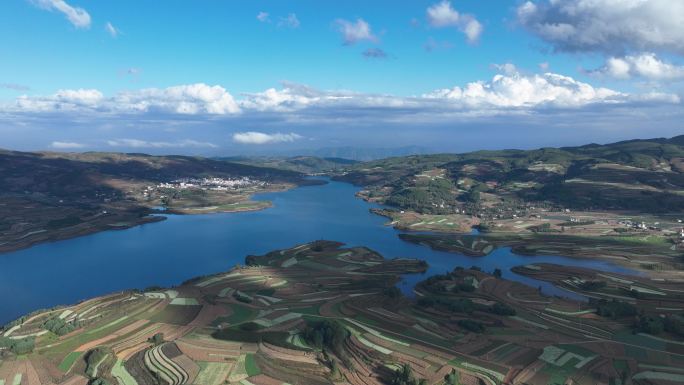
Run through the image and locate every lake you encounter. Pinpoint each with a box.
[0,178,636,324]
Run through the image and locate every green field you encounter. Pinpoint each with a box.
[244,353,261,376]
[111,359,138,385]
[212,304,256,326]
[58,351,83,372]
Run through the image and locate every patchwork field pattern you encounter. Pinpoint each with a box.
[1,241,682,385]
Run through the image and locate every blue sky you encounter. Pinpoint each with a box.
[1,0,682,155]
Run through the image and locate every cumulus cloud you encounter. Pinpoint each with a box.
[115,84,241,115]
[256,11,270,23]
[589,53,684,80]
[426,1,482,44]
[334,18,377,45]
[50,141,85,149]
[239,83,324,112]
[278,13,300,29]
[11,83,240,115]
[106,139,217,148]
[517,0,684,55]
[31,0,91,28]
[232,132,303,145]
[105,22,119,37]
[16,88,103,111]
[362,48,389,59]
[2,75,680,154]
[425,71,626,108]
[4,74,679,127]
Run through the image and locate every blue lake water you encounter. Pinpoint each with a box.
[0,178,637,324]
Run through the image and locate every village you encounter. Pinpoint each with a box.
[150,177,268,194]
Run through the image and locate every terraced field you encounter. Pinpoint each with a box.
[1,241,682,385]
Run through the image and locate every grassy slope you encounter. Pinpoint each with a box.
[334,135,684,213]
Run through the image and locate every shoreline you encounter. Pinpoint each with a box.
[0,215,167,255]
[0,178,326,255]
[0,200,277,255]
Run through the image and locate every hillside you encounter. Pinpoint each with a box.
[219,155,357,174]
[336,135,684,213]
[0,150,313,253]
[2,241,682,385]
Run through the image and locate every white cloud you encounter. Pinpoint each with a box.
[31,0,91,28]
[590,53,684,80]
[54,88,103,104]
[239,83,323,112]
[50,141,85,149]
[278,13,300,29]
[106,139,217,148]
[517,0,684,55]
[5,74,679,124]
[232,132,303,145]
[490,63,518,76]
[105,22,119,37]
[334,18,377,45]
[2,75,680,153]
[426,1,482,44]
[256,11,270,23]
[425,70,650,108]
[12,83,240,115]
[16,88,103,111]
[115,84,241,115]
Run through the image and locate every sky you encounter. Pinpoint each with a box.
[0,0,683,155]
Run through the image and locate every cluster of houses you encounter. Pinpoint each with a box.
[148,177,267,194]
[618,219,660,231]
[135,176,269,201]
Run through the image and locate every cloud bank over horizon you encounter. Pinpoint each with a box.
[2,66,681,154]
[5,68,679,116]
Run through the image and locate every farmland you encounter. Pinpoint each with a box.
[1,241,683,385]
[333,135,684,272]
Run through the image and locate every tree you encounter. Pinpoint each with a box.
[390,364,425,385]
[85,348,109,377]
[457,319,485,333]
[42,316,76,336]
[302,320,349,358]
[595,299,636,319]
[383,287,403,299]
[444,369,460,385]
[489,302,516,316]
[0,336,35,354]
[492,268,502,279]
[636,314,664,335]
[664,315,684,337]
[148,333,164,345]
[312,242,325,252]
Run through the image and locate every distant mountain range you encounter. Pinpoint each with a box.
[279,145,432,161]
